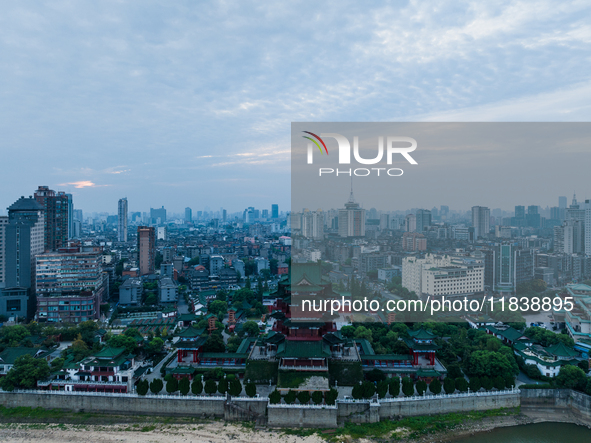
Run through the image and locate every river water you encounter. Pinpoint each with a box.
[454,422,591,443]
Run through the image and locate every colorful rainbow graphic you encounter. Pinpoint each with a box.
[302,131,328,155]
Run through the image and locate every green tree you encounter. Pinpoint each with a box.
[466,350,515,379]
[325,388,338,405]
[204,379,217,395]
[429,379,442,395]
[585,379,591,396]
[242,321,260,337]
[481,376,493,391]
[352,383,363,399]
[312,391,324,405]
[191,378,203,395]
[218,377,228,394]
[107,334,138,355]
[146,337,164,355]
[203,334,226,353]
[402,377,414,397]
[555,365,587,390]
[366,368,386,382]
[245,382,257,397]
[354,326,373,341]
[179,377,191,396]
[297,391,310,404]
[228,378,242,396]
[145,293,157,305]
[188,257,200,266]
[389,377,400,397]
[493,375,505,390]
[209,300,228,319]
[165,375,179,394]
[50,357,65,370]
[443,377,455,394]
[226,335,244,353]
[416,380,428,395]
[269,389,282,404]
[284,389,296,404]
[376,380,389,398]
[469,376,481,392]
[0,355,50,390]
[504,374,515,389]
[150,378,163,394]
[455,377,468,392]
[362,380,376,399]
[137,379,149,395]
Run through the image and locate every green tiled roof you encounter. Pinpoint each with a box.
[416,368,441,377]
[408,328,436,340]
[201,352,248,359]
[176,326,205,338]
[546,342,579,358]
[356,338,375,356]
[403,337,438,351]
[236,337,256,354]
[93,347,126,359]
[276,340,331,359]
[0,347,43,365]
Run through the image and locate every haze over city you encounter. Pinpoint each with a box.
[2,1,591,213]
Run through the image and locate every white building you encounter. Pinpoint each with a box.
[157,226,167,241]
[402,254,484,297]
[209,255,224,276]
[118,198,128,242]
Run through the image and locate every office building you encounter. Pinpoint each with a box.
[0,216,7,285]
[1,197,45,318]
[150,206,166,224]
[34,186,70,251]
[338,187,365,238]
[209,255,224,276]
[185,207,192,222]
[118,198,128,242]
[402,254,484,297]
[471,206,490,239]
[484,243,534,293]
[138,227,155,276]
[272,204,279,219]
[586,199,591,256]
[35,248,107,323]
[415,209,431,233]
[66,194,73,239]
[157,226,167,241]
[302,209,324,240]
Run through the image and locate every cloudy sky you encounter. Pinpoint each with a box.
[1,1,591,215]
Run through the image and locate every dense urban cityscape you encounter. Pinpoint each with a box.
[0,182,590,438]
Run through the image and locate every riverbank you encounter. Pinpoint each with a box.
[1,404,590,442]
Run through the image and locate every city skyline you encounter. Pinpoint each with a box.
[2,3,591,212]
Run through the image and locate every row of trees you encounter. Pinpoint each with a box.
[268,388,338,405]
[349,374,515,400]
[137,375,257,397]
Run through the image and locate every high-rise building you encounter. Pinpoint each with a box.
[222,209,227,222]
[0,216,8,286]
[118,198,128,242]
[150,206,166,224]
[2,197,45,318]
[379,214,390,230]
[405,214,416,232]
[35,248,107,323]
[484,243,533,293]
[471,206,490,239]
[415,209,432,233]
[65,194,73,239]
[585,199,591,256]
[4,197,44,290]
[185,207,192,222]
[338,186,365,238]
[34,186,70,251]
[302,210,324,239]
[272,204,279,219]
[138,227,155,276]
[526,205,541,228]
